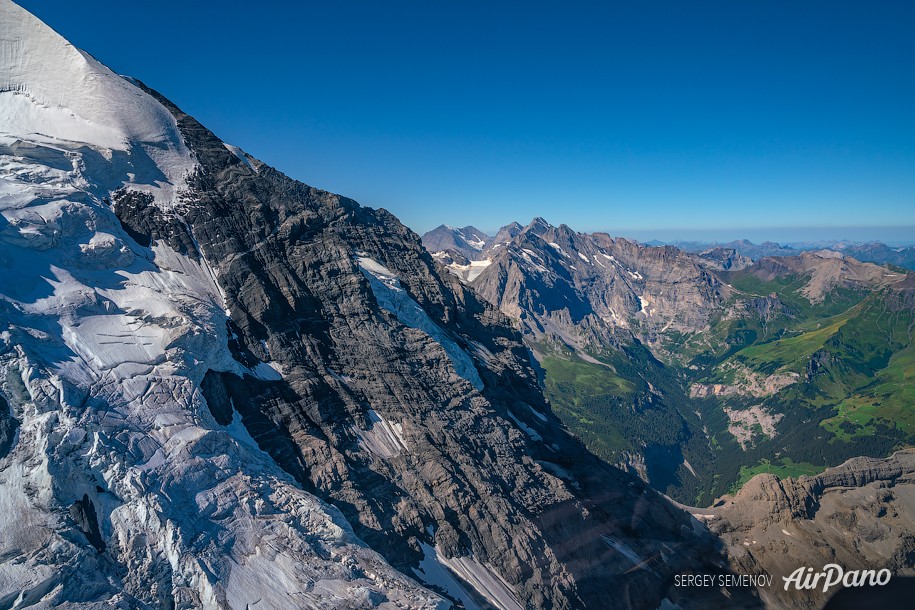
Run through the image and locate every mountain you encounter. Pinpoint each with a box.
[674,240,798,261]
[672,239,915,270]
[422,223,525,282]
[426,217,915,508]
[832,241,915,270]
[696,449,915,609]
[0,3,757,609]
[421,225,492,261]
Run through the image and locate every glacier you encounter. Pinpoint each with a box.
[0,1,447,607]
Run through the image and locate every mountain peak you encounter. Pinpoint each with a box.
[521,216,554,236]
[0,0,193,205]
[2,0,181,149]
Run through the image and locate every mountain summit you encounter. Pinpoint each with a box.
[0,3,753,609]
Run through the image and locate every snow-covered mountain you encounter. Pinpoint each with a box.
[420,225,492,261]
[0,2,443,608]
[0,3,756,609]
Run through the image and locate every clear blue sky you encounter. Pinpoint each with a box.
[18,0,915,243]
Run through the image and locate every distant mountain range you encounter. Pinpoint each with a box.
[423,220,915,511]
[654,238,915,270]
[425,226,915,270]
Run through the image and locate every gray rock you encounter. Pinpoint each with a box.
[108,83,755,610]
[69,494,105,553]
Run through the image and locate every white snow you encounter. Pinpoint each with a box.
[577,252,591,264]
[638,295,651,316]
[414,542,484,610]
[547,242,570,258]
[223,142,257,172]
[525,404,547,421]
[445,258,492,283]
[535,461,580,489]
[250,360,283,381]
[414,542,523,610]
[357,256,484,390]
[517,249,549,274]
[0,4,448,607]
[0,1,196,206]
[355,409,408,459]
[438,553,523,610]
[506,411,541,441]
[61,313,171,370]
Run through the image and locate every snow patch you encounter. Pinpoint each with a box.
[414,542,523,610]
[601,535,650,571]
[445,258,492,283]
[357,256,484,390]
[355,409,408,459]
[638,295,651,316]
[250,361,283,381]
[223,142,257,173]
[547,242,570,258]
[506,411,541,441]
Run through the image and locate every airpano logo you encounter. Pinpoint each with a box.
[782,564,892,592]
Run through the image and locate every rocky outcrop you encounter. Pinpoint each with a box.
[747,251,907,303]
[691,450,915,609]
[698,247,753,271]
[0,393,16,460]
[69,494,106,552]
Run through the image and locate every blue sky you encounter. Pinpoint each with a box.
[18,1,915,243]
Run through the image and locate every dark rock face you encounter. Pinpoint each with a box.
[69,494,105,553]
[0,394,17,460]
[110,84,754,609]
[806,349,833,381]
[112,188,200,259]
[749,293,792,324]
[200,370,234,426]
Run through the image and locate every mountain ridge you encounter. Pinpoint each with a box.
[0,3,752,609]
[422,217,914,507]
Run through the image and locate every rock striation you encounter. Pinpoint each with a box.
[0,2,756,608]
[692,450,915,609]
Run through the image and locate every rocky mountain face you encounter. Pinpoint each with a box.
[0,3,762,609]
[423,218,914,509]
[452,218,730,353]
[694,450,915,609]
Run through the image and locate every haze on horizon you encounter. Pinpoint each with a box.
[17,0,915,244]
[434,222,915,248]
